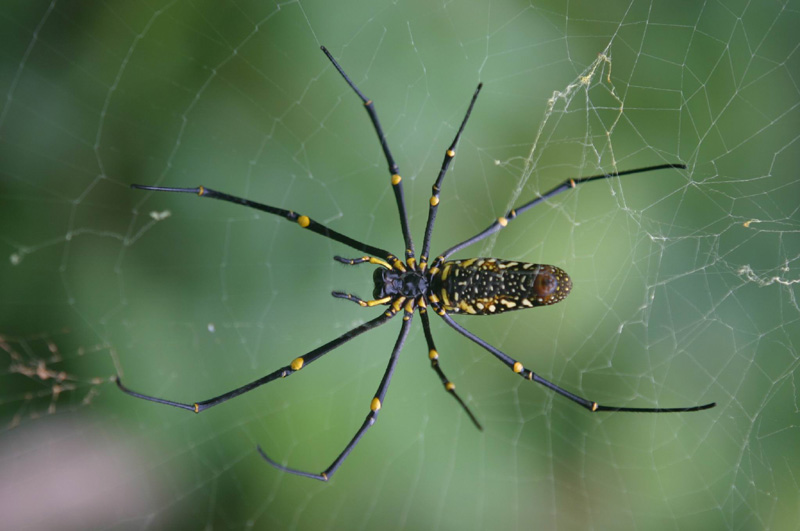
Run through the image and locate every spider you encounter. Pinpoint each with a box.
[117,46,716,482]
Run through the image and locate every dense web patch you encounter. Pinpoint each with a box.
[1,0,798,529]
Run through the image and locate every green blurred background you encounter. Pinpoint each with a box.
[2,1,798,529]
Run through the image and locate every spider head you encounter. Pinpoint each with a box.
[373,267,428,299]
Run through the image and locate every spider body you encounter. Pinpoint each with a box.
[432,259,571,315]
[118,45,715,482]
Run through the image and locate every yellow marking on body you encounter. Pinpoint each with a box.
[488,304,496,312]
[440,288,451,307]
[197,186,205,196]
[500,299,517,308]
[371,397,382,411]
[591,402,599,412]
[291,357,305,371]
[458,300,477,314]
[428,266,440,276]
[476,302,484,310]
[445,382,455,391]
[429,349,439,360]
[429,293,440,303]
[521,298,533,307]
[430,196,440,206]
[297,215,311,228]
[441,263,452,281]
[513,362,523,373]
[497,217,508,227]
[391,174,402,185]
[193,403,200,413]
[447,149,455,157]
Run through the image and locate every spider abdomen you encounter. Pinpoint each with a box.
[432,258,571,315]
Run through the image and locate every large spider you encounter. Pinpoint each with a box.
[117,46,716,481]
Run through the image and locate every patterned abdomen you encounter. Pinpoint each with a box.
[432,258,571,315]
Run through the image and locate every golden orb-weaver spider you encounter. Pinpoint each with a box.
[117,46,716,481]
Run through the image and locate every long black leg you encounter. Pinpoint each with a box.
[433,305,715,413]
[258,306,415,481]
[419,307,482,430]
[131,184,397,263]
[419,83,483,269]
[320,46,416,265]
[116,309,398,414]
[432,164,687,267]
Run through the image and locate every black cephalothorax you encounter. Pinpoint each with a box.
[118,45,716,482]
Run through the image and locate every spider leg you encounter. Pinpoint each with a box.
[433,305,715,413]
[332,291,391,307]
[334,255,393,270]
[131,184,400,265]
[419,83,483,269]
[433,164,687,267]
[258,305,415,481]
[419,307,483,430]
[116,308,399,414]
[320,46,415,264]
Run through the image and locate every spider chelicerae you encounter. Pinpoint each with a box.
[117,46,716,481]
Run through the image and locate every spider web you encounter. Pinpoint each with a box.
[2,0,798,529]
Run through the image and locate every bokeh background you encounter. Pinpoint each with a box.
[2,1,798,529]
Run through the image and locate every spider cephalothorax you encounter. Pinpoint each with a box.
[118,45,715,482]
[372,265,429,300]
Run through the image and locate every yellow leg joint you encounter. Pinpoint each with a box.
[445,382,455,391]
[428,349,439,360]
[366,296,392,307]
[513,362,523,373]
[291,357,304,371]
[370,397,382,411]
[367,256,392,269]
[446,149,455,157]
[591,402,599,412]
[430,196,440,206]
[197,186,205,196]
[391,174,402,185]
[498,217,508,227]
[193,403,200,413]
[297,215,311,228]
